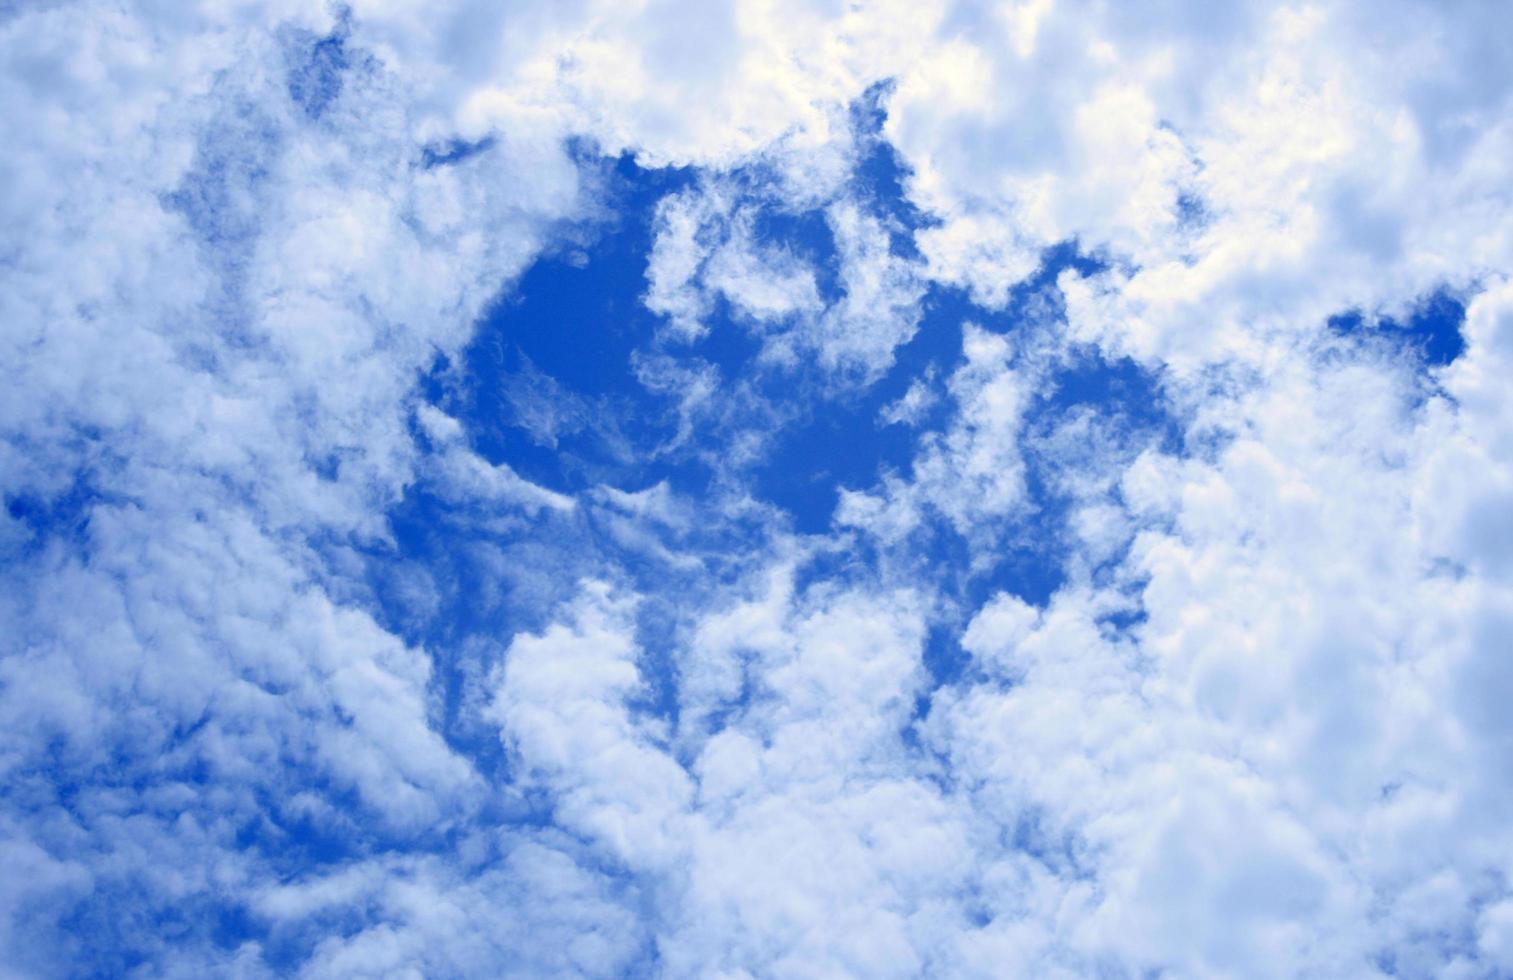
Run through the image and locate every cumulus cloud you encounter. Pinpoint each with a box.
[6,0,1513,976]
[643,157,925,380]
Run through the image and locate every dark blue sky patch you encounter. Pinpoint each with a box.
[748,387,919,535]
[234,779,370,875]
[285,11,351,120]
[749,238,1171,635]
[1405,288,1468,366]
[690,291,771,366]
[750,208,843,304]
[435,154,700,500]
[1327,286,1467,368]
[737,267,962,533]
[425,120,941,536]
[1010,345,1178,590]
[3,479,107,559]
[627,598,685,724]
[857,244,1158,607]
[1099,603,1150,635]
[414,84,944,544]
[1017,240,1109,296]
[345,491,585,782]
[915,240,1107,342]
[1035,345,1180,450]
[851,80,931,261]
[919,622,974,690]
[369,139,1176,793]
[420,136,496,169]
[367,489,591,644]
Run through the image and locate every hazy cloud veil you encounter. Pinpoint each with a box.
[3,1,1513,976]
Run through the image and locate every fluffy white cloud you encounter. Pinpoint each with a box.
[643,162,925,380]
[7,0,1513,975]
[0,2,590,971]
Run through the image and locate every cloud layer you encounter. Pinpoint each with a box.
[4,0,1513,976]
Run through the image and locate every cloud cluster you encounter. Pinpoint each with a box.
[642,144,926,381]
[5,0,1513,977]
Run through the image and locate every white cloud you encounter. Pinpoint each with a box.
[0,3,586,971]
[7,0,1513,975]
[703,213,825,326]
[840,322,1031,545]
[488,582,693,867]
[642,161,925,380]
[259,842,649,978]
[879,369,938,427]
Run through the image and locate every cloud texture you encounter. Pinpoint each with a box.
[4,0,1513,976]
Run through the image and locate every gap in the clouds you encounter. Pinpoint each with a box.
[1004,339,1178,595]
[749,381,925,536]
[395,143,770,736]
[920,623,973,693]
[283,7,352,120]
[664,87,927,523]
[750,208,844,304]
[364,109,1181,777]
[883,244,1178,724]
[2,476,110,558]
[422,104,946,536]
[774,240,1176,666]
[361,120,950,765]
[420,135,496,168]
[850,81,931,262]
[1327,286,1467,368]
[437,151,704,499]
[628,596,686,723]
[897,244,1171,608]
[235,779,368,872]
[736,84,942,531]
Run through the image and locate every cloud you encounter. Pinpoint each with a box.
[0,3,587,971]
[6,0,1513,976]
[643,155,925,380]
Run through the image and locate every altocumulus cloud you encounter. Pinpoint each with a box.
[3,1,1513,977]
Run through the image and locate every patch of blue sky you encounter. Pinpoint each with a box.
[359,157,713,657]
[341,96,1191,801]
[1327,286,1468,369]
[283,9,351,120]
[365,102,1186,744]
[902,389,1169,698]
[740,91,945,527]
[420,135,496,169]
[2,470,114,560]
[827,247,1174,596]
[441,154,699,496]
[846,81,930,262]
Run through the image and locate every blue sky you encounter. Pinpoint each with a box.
[4,2,1513,977]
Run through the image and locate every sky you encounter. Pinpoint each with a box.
[3,1,1513,977]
